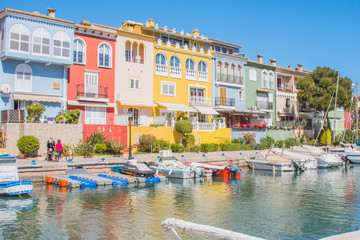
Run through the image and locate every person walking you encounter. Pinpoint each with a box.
[55,139,63,162]
[46,137,55,161]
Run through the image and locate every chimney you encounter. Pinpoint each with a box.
[147,19,154,27]
[47,8,56,18]
[257,54,263,64]
[269,58,277,66]
[80,20,91,27]
[193,29,199,37]
[297,63,303,72]
[288,65,292,69]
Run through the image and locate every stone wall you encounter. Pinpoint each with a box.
[0,123,83,156]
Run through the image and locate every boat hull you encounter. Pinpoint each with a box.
[153,168,197,179]
[246,160,293,172]
[343,154,360,164]
[316,158,343,168]
[0,180,33,196]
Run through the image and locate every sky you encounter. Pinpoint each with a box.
[3,0,360,82]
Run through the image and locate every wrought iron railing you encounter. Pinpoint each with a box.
[76,84,108,99]
[215,97,235,107]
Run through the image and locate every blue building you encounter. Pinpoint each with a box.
[209,38,247,128]
[0,8,74,122]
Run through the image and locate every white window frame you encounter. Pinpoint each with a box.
[161,81,176,96]
[0,23,5,52]
[261,70,268,89]
[84,72,99,97]
[14,64,32,92]
[85,106,106,124]
[32,28,51,56]
[9,24,30,53]
[249,69,257,81]
[98,42,112,68]
[74,38,86,64]
[129,78,140,89]
[53,31,71,59]
[268,71,274,89]
[238,90,243,100]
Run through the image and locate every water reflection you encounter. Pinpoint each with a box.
[1,167,360,239]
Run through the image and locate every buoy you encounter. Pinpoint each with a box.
[46,176,54,183]
[59,179,67,187]
[226,159,235,169]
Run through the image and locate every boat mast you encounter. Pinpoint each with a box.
[333,72,339,144]
[357,83,359,142]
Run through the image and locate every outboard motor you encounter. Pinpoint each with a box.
[292,160,305,171]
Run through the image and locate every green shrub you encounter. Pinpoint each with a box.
[149,124,164,127]
[319,128,331,145]
[306,139,315,146]
[55,109,81,124]
[243,133,256,148]
[175,120,193,145]
[188,145,201,153]
[138,134,156,152]
[26,103,46,123]
[255,143,267,150]
[243,144,253,150]
[183,133,195,147]
[86,132,107,146]
[74,140,94,158]
[95,143,107,153]
[171,144,185,153]
[219,143,243,151]
[200,143,219,152]
[17,135,40,156]
[276,140,285,148]
[232,138,245,145]
[260,136,275,148]
[107,140,126,155]
[153,139,170,152]
[335,129,355,144]
[285,137,300,147]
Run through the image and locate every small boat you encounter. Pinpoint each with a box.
[245,155,296,172]
[0,154,33,196]
[120,159,156,178]
[189,160,243,178]
[327,145,360,164]
[150,156,205,179]
[270,148,318,169]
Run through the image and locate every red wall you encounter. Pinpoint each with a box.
[83,125,127,145]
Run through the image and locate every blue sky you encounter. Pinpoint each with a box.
[3,0,360,82]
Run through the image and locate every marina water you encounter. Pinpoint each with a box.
[1,166,360,240]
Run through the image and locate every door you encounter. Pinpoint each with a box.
[85,72,98,97]
[190,88,205,105]
[257,92,268,109]
[220,87,226,105]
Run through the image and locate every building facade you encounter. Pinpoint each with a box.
[0,8,74,122]
[67,21,116,125]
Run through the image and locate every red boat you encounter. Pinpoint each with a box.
[185,160,242,179]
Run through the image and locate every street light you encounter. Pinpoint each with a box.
[127,110,132,160]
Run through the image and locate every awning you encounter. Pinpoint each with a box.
[257,89,270,93]
[116,99,157,107]
[67,100,115,108]
[234,109,268,115]
[157,102,196,112]
[13,94,62,103]
[193,106,219,115]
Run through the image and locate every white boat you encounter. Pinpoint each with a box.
[270,148,318,169]
[245,155,295,172]
[327,146,360,164]
[150,156,205,179]
[0,154,33,196]
[291,145,343,168]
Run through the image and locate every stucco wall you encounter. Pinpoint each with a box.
[195,128,232,144]
[231,128,266,143]
[1,123,83,156]
[267,129,295,141]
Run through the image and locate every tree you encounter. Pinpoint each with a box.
[26,103,46,123]
[297,67,353,132]
[175,120,193,145]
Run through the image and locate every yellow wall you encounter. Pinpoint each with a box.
[193,128,232,144]
[129,126,176,145]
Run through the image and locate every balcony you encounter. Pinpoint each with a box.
[188,96,211,106]
[235,76,244,85]
[185,69,196,80]
[215,97,235,107]
[257,101,273,110]
[274,121,295,128]
[155,64,168,76]
[198,71,208,82]
[76,84,109,102]
[170,67,182,78]
[1,110,25,123]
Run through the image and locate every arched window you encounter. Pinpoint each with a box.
[53,32,70,58]
[268,72,274,89]
[98,43,111,67]
[217,62,222,81]
[237,65,242,84]
[128,107,139,126]
[224,63,229,82]
[139,43,145,63]
[286,98,291,108]
[155,53,167,76]
[198,61,208,81]
[230,64,235,83]
[186,58,195,70]
[15,64,32,92]
[132,42,138,62]
[10,24,30,52]
[73,38,85,64]
[156,53,166,65]
[33,28,50,55]
[170,56,180,68]
[125,41,131,62]
[186,58,196,80]
[262,71,268,88]
[170,56,181,78]
[249,69,257,81]
[198,61,207,73]
[0,23,4,51]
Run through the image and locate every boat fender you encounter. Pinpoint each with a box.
[226,159,235,169]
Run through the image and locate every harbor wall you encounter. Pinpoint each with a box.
[0,123,83,156]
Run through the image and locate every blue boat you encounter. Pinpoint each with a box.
[0,154,33,196]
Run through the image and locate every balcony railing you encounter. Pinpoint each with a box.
[186,69,196,80]
[76,84,108,100]
[257,101,273,110]
[274,121,295,128]
[215,97,235,107]
[155,64,168,76]
[170,67,182,78]
[217,73,221,81]
[1,110,25,123]
[189,96,211,106]
[198,71,208,81]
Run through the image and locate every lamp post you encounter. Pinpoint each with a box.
[127,110,132,160]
